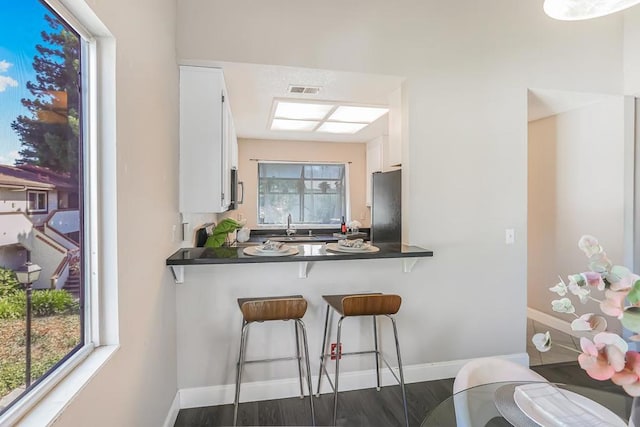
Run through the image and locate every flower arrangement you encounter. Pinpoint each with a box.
[532,235,640,396]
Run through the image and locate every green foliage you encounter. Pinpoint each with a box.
[0,289,78,319]
[31,290,79,317]
[10,14,81,178]
[205,218,242,248]
[0,362,24,397]
[0,267,20,298]
[0,356,63,397]
[628,280,640,305]
[0,292,25,319]
[622,306,640,333]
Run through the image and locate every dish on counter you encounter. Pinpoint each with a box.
[255,245,289,253]
[243,245,299,257]
[326,242,379,253]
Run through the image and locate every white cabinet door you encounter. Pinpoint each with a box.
[179,66,229,213]
[366,136,384,207]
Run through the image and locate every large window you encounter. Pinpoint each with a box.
[258,162,346,225]
[0,0,85,416]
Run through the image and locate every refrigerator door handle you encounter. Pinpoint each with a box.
[238,181,244,205]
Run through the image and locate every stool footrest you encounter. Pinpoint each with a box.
[242,356,301,365]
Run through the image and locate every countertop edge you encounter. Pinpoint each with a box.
[166,243,433,266]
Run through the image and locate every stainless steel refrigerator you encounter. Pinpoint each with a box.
[371,169,401,244]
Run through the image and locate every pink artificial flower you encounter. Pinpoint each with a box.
[578,333,628,381]
[611,351,640,396]
[600,289,630,318]
[583,271,605,291]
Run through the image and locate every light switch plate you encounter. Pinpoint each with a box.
[505,228,515,244]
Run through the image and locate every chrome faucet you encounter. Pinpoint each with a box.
[286,213,296,236]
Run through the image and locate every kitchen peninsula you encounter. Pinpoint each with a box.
[166,242,433,282]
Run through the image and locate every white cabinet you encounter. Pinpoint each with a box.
[366,136,384,207]
[179,65,238,213]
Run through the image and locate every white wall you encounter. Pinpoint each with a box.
[528,99,626,318]
[174,0,625,395]
[46,0,180,426]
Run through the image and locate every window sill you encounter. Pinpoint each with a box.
[3,345,119,426]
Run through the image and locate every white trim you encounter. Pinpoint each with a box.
[3,345,118,427]
[527,307,590,338]
[177,353,528,409]
[162,392,181,427]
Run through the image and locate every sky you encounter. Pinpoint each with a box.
[0,1,52,166]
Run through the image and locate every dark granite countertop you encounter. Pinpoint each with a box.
[166,242,433,266]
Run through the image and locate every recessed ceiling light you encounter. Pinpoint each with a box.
[328,106,389,123]
[271,119,319,131]
[274,101,334,120]
[316,122,367,134]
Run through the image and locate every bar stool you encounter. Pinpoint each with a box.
[316,293,408,427]
[233,295,315,426]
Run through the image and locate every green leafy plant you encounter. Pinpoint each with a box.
[0,292,25,319]
[0,289,78,319]
[0,267,20,298]
[204,218,243,248]
[31,290,79,317]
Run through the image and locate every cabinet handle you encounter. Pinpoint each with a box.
[238,181,244,205]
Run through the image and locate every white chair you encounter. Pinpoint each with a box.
[453,357,547,426]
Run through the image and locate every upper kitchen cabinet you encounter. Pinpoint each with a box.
[179,65,238,213]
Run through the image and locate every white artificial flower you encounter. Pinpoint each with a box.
[549,280,568,296]
[532,331,551,352]
[552,298,575,314]
[578,235,602,257]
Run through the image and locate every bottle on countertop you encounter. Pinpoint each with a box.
[341,216,347,234]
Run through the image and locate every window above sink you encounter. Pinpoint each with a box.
[258,161,347,226]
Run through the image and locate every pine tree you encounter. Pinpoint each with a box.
[11,14,80,180]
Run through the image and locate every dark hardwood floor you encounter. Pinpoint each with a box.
[173,362,626,427]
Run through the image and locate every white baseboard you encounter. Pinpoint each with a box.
[162,392,180,427]
[526,307,596,339]
[178,352,529,409]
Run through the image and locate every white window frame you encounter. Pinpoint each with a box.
[0,0,118,425]
[27,190,48,213]
[257,160,350,228]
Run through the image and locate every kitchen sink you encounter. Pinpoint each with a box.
[267,235,325,242]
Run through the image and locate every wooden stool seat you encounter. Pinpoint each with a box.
[322,293,401,317]
[237,295,307,322]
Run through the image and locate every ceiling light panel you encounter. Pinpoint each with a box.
[543,0,640,20]
[317,122,368,134]
[271,119,319,131]
[274,101,334,120]
[328,106,389,123]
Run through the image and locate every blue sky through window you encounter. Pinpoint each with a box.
[0,1,52,165]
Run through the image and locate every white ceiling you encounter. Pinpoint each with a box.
[181,60,405,143]
[527,88,618,121]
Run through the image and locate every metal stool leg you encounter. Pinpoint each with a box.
[316,304,330,397]
[297,319,316,426]
[295,322,304,399]
[233,320,250,426]
[373,315,381,391]
[390,316,409,427]
[333,316,344,426]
